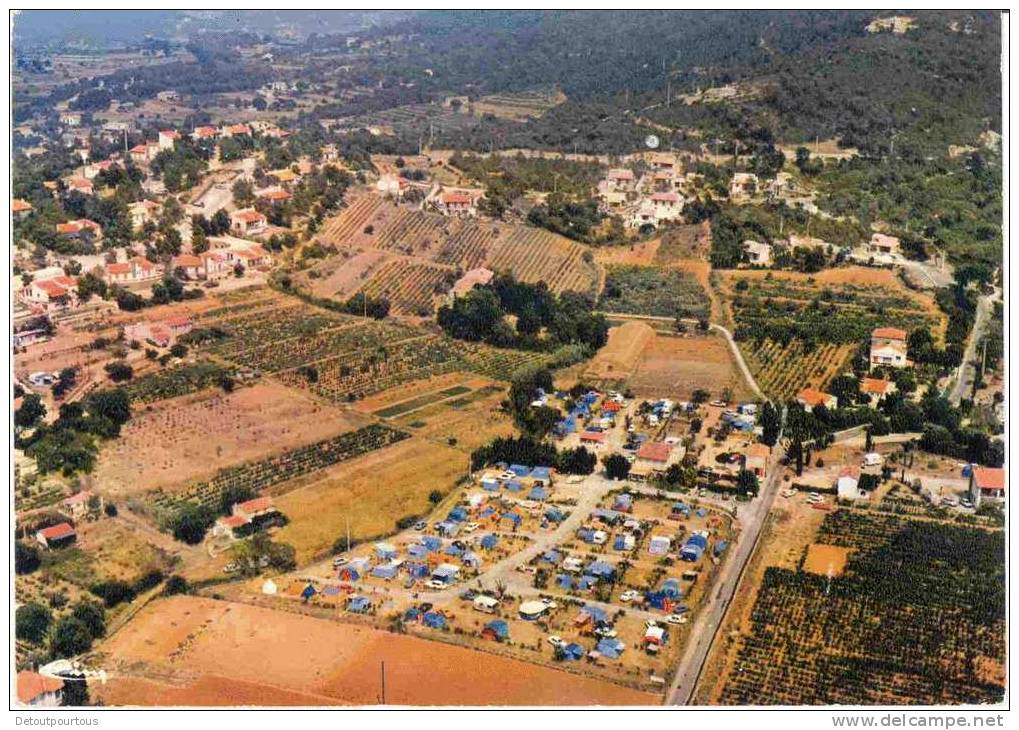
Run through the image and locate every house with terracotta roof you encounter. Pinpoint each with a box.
[969,467,1005,506]
[214,496,284,538]
[158,129,181,150]
[129,143,160,165]
[64,177,95,196]
[83,159,116,180]
[192,125,219,141]
[870,327,909,369]
[36,522,77,549]
[124,314,193,347]
[869,233,901,255]
[258,188,292,205]
[795,388,838,412]
[450,267,494,299]
[172,254,204,279]
[437,190,478,216]
[229,245,272,269]
[201,251,233,280]
[128,199,161,230]
[580,430,608,445]
[221,123,252,137]
[16,671,64,707]
[12,198,33,219]
[650,191,682,221]
[630,440,685,480]
[102,256,160,285]
[22,276,79,312]
[56,218,103,241]
[230,208,268,236]
[860,377,896,405]
[61,490,101,521]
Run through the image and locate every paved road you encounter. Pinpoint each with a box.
[948,288,998,405]
[665,441,786,705]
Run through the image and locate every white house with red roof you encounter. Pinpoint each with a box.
[35,522,77,549]
[228,244,272,269]
[258,188,292,205]
[860,377,896,405]
[12,198,34,219]
[870,327,909,369]
[436,190,478,216]
[650,191,683,222]
[128,199,161,230]
[22,276,79,312]
[230,208,268,236]
[172,254,204,279]
[56,219,103,241]
[63,177,94,196]
[16,671,64,707]
[969,467,1005,506]
[158,129,181,151]
[214,496,282,538]
[60,490,101,520]
[795,387,838,412]
[220,123,252,137]
[201,251,233,280]
[102,256,160,285]
[192,125,219,142]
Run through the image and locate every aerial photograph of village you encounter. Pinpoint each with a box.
[9,8,1007,713]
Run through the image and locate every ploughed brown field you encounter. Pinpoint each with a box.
[95,596,660,706]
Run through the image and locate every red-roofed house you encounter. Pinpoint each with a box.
[56,218,103,241]
[860,377,896,405]
[129,199,161,230]
[22,276,79,312]
[13,198,33,219]
[970,467,1005,506]
[64,177,94,195]
[229,245,272,268]
[172,254,204,279]
[61,490,102,520]
[870,327,909,369]
[158,129,181,150]
[213,514,251,539]
[36,522,77,549]
[580,431,607,445]
[201,251,232,280]
[221,123,252,137]
[212,496,283,537]
[16,671,64,707]
[124,314,192,347]
[869,233,901,255]
[258,188,292,204]
[795,388,838,412]
[631,439,684,480]
[192,126,219,141]
[637,442,673,463]
[230,208,268,236]
[129,143,159,165]
[437,190,477,216]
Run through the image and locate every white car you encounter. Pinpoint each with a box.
[425,580,447,590]
[594,626,617,638]
[620,590,641,603]
[666,614,688,625]
[547,635,565,648]
[332,556,348,567]
[540,598,558,610]
[462,522,480,533]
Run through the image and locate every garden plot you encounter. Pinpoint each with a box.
[625,331,752,401]
[123,361,233,404]
[599,265,710,320]
[96,381,369,497]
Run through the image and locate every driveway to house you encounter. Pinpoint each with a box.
[948,287,999,406]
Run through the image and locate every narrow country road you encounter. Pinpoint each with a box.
[948,287,999,406]
[665,440,786,704]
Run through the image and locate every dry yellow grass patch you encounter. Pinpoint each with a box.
[803,543,851,577]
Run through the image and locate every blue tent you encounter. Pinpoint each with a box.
[421,536,442,551]
[301,583,317,601]
[542,549,562,564]
[528,485,548,501]
[509,464,530,477]
[406,562,430,578]
[502,513,522,528]
[448,507,468,522]
[714,540,729,557]
[581,604,608,624]
[696,508,707,518]
[596,638,624,659]
[479,506,496,518]
[349,557,371,573]
[557,573,574,590]
[407,543,429,558]
[671,501,690,516]
[348,596,370,613]
[444,543,465,556]
[437,521,460,537]
[613,535,628,551]
[577,528,596,543]
[404,607,422,622]
[680,533,709,562]
[530,466,551,481]
[613,494,633,511]
[585,561,615,579]
[578,575,597,591]
[462,552,482,568]
[504,480,523,492]
[544,507,564,522]
[480,534,498,550]
[374,543,397,560]
[645,591,669,610]
[423,611,447,629]
[661,577,682,598]
[481,478,500,492]
[562,643,586,661]
[483,619,509,641]
[372,564,399,580]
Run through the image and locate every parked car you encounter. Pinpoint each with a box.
[540,598,558,610]
[413,521,427,531]
[425,580,446,590]
[594,626,617,638]
[459,589,477,601]
[547,635,565,648]
[960,498,974,509]
[672,604,690,615]
[332,556,348,567]
[620,590,641,603]
[462,522,480,533]
[666,614,688,625]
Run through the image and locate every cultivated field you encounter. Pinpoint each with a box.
[93,596,658,706]
[96,382,366,497]
[599,265,709,319]
[272,437,466,563]
[623,330,753,401]
[718,510,1005,705]
[316,194,600,297]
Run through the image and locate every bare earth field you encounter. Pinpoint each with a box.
[94,596,658,706]
[626,332,752,400]
[594,240,661,266]
[272,437,467,564]
[584,321,656,381]
[95,381,368,497]
[304,250,390,299]
[802,543,851,576]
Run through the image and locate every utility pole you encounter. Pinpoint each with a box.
[380,661,386,704]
